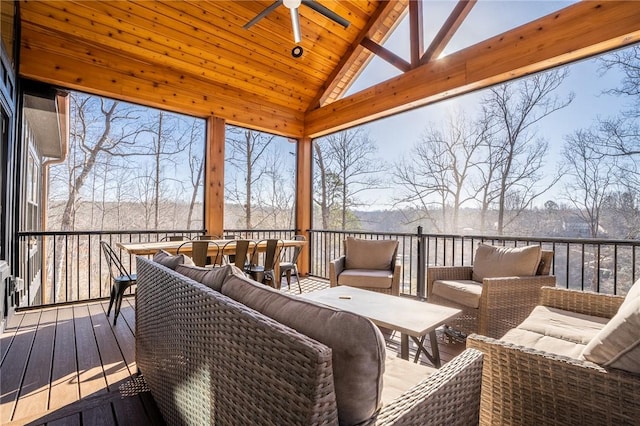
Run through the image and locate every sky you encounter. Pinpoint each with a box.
[336,0,632,210]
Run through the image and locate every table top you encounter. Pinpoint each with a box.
[301,286,461,337]
[116,239,306,256]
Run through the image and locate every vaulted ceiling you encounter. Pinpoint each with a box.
[18,0,640,139]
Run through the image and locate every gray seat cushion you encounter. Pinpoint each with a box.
[220,271,386,426]
[174,264,234,292]
[338,269,393,289]
[432,279,483,308]
[381,354,435,404]
[501,305,608,359]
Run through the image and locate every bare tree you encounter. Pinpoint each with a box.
[478,69,573,234]
[599,45,640,119]
[562,128,617,238]
[225,126,277,229]
[393,113,485,233]
[185,121,205,228]
[313,128,385,230]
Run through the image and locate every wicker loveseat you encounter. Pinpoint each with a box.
[136,255,483,426]
[467,284,640,425]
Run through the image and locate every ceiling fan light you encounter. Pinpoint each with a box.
[283,0,302,9]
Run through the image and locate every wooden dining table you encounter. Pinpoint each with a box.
[116,238,306,288]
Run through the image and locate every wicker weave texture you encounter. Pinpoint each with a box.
[136,257,339,425]
[427,266,556,339]
[540,286,624,319]
[467,333,640,426]
[375,349,483,426]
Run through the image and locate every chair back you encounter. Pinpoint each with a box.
[227,239,251,270]
[101,241,134,280]
[197,235,221,240]
[177,240,221,267]
[251,239,285,271]
[282,235,305,265]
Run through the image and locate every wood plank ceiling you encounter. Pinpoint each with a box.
[18,1,640,139]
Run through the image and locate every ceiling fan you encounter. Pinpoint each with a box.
[244,0,350,44]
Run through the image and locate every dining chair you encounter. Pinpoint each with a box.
[101,240,137,325]
[246,239,284,288]
[279,235,305,293]
[177,240,222,267]
[224,239,251,270]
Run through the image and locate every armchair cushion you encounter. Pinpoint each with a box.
[432,280,482,308]
[338,269,394,289]
[582,296,640,374]
[472,244,541,282]
[501,305,608,358]
[345,237,397,270]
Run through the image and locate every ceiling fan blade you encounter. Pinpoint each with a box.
[302,0,350,28]
[290,7,302,43]
[243,0,283,29]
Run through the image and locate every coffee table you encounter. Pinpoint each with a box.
[301,286,461,367]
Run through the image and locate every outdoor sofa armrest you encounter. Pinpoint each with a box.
[426,266,473,297]
[466,334,640,426]
[329,255,346,287]
[540,286,624,319]
[477,275,556,337]
[373,348,483,426]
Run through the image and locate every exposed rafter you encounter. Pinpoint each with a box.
[306,0,408,111]
[305,1,640,138]
[422,0,476,64]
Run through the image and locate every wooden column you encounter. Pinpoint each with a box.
[295,137,313,276]
[204,116,225,237]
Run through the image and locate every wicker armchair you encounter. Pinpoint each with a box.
[330,237,401,296]
[467,287,640,426]
[427,248,555,338]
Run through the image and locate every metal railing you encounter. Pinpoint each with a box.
[16,229,296,307]
[16,227,639,308]
[307,227,640,298]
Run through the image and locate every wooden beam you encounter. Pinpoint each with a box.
[304,1,640,138]
[422,0,476,64]
[360,37,411,72]
[204,116,225,237]
[295,137,313,276]
[306,0,406,111]
[409,0,424,68]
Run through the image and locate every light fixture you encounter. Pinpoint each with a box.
[283,0,302,43]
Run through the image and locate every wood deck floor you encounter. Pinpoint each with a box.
[1,278,465,425]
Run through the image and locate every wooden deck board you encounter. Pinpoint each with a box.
[1,277,465,425]
[12,309,57,420]
[49,306,80,412]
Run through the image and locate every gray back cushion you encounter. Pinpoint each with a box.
[153,249,194,270]
[174,264,236,292]
[221,272,385,426]
[344,237,398,271]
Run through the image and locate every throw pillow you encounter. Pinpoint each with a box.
[153,249,194,270]
[344,237,398,270]
[472,244,542,282]
[621,278,640,310]
[582,296,640,374]
[174,264,236,292]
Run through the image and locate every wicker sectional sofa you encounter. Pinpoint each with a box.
[135,255,483,426]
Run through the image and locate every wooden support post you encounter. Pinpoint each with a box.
[204,116,225,238]
[295,137,313,276]
[409,0,424,68]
